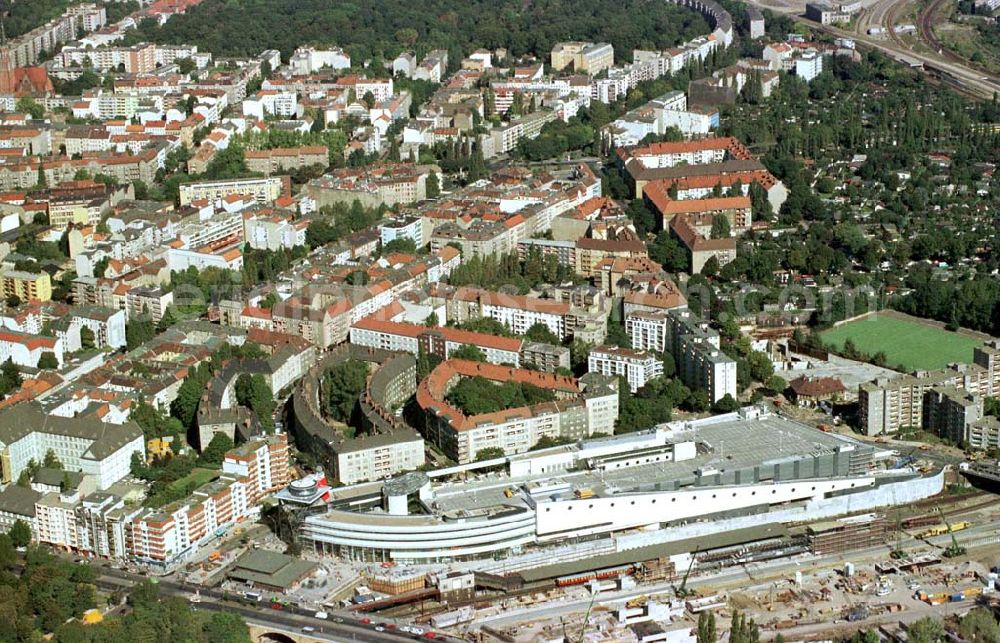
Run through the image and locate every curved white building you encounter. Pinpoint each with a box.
[300,408,941,564]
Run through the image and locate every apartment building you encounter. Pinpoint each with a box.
[350,317,524,366]
[221,434,291,504]
[244,212,309,251]
[380,216,426,248]
[305,163,438,209]
[289,46,351,75]
[1,270,52,302]
[551,42,615,75]
[335,432,426,486]
[443,287,572,340]
[416,360,619,463]
[334,75,394,103]
[520,342,572,373]
[966,416,1000,450]
[0,4,106,68]
[242,90,298,120]
[643,184,752,232]
[588,345,663,393]
[178,176,288,206]
[794,50,824,82]
[244,146,328,174]
[128,433,288,568]
[626,308,737,403]
[923,387,982,445]
[67,306,127,350]
[574,237,649,277]
[0,330,62,369]
[59,42,202,73]
[0,403,144,489]
[126,287,173,323]
[859,342,1000,437]
[669,213,737,274]
[615,138,787,213]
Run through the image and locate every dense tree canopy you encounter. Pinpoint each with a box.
[446,376,556,415]
[129,0,709,61]
[320,359,368,424]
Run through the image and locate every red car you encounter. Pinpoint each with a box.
[359,617,371,625]
[423,633,438,639]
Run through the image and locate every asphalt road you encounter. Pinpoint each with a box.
[82,565,452,643]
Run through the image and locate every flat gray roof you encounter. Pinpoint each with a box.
[431,413,859,515]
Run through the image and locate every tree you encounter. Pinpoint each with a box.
[649,232,689,273]
[766,375,787,394]
[79,326,96,350]
[696,610,716,643]
[0,359,22,397]
[849,630,880,643]
[959,608,1000,643]
[202,612,252,643]
[0,533,15,568]
[235,373,276,430]
[321,359,368,423]
[16,96,44,119]
[426,171,440,198]
[710,214,731,238]
[729,612,761,643]
[171,362,212,430]
[199,432,234,464]
[8,519,31,548]
[126,319,157,350]
[476,447,505,461]
[747,351,774,384]
[908,617,944,643]
[383,237,418,254]
[450,344,486,362]
[37,353,58,370]
[524,322,560,345]
[43,449,62,470]
[685,389,710,413]
[531,435,574,450]
[701,256,720,277]
[712,394,740,413]
[661,352,676,378]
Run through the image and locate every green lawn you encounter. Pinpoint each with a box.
[821,315,981,372]
[167,467,218,494]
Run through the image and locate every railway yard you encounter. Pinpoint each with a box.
[748,0,1000,99]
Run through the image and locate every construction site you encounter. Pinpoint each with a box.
[322,487,1000,642]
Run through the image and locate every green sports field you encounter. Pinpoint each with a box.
[821,314,982,372]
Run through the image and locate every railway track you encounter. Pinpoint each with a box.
[908,0,999,81]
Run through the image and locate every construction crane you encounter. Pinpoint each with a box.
[674,550,699,599]
[890,509,909,560]
[936,507,967,558]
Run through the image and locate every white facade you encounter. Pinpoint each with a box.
[336,436,425,485]
[243,90,298,120]
[588,346,663,393]
[0,332,63,369]
[0,413,145,491]
[795,51,824,82]
[289,47,351,75]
